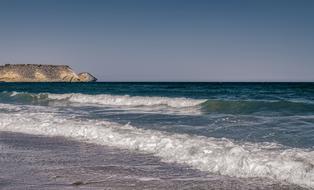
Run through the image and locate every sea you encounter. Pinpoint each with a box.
[0,82,313,189]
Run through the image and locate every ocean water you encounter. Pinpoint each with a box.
[0,82,314,189]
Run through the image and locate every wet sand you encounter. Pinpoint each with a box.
[0,132,307,190]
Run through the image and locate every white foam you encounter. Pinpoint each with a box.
[0,103,313,188]
[9,91,19,97]
[5,92,206,114]
[46,93,205,108]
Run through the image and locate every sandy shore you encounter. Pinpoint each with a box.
[0,132,307,190]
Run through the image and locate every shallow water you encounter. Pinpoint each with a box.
[0,132,305,190]
[0,82,314,188]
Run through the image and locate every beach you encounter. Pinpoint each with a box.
[0,132,305,190]
[0,82,314,189]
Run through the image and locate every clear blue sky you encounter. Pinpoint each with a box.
[0,0,313,81]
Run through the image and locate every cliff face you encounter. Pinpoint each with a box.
[0,64,97,82]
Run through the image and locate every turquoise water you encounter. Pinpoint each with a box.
[0,82,314,188]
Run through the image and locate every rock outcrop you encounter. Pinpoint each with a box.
[0,64,97,82]
[78,72,97,82]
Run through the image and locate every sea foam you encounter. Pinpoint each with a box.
[1,92,205,114]
[46,93,205,107]
[0,103,313,188]
[2,91,205,108]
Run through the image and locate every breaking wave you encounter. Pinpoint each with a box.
[0,91,205,108]
[47,93,205,108]
[1,91,314,115]
[0,103,313,188]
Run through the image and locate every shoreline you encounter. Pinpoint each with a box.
[0,132,306,190]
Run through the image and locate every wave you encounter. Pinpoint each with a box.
[0,103,313,188]
[201,100,314,115]
[1,91,314,115]
[0,91,205,108]
[47,93,205,108]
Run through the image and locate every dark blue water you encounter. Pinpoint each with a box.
[1,82,314,100]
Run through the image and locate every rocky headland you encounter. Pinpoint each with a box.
[0,64,97,82]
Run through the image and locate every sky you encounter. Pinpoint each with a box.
[0,0,313,82]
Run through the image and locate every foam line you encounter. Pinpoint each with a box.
[0,103,313,188]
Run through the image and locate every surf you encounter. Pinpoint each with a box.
[0,91,205,108]
[2,91,314,115]
[0,103,313,188]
